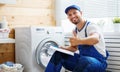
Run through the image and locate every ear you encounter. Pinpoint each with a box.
[80,11,82,15]
[67,16,69,19]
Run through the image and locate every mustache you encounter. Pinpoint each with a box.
[72,20,80,25]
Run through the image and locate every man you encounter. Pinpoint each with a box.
[45,5,109,72]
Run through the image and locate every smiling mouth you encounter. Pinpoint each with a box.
[72,18,76,22]
[73,18,78,22]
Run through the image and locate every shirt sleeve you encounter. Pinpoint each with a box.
[87,23,101,36]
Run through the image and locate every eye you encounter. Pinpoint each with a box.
[68,14,72,17]
[73,11,77,15]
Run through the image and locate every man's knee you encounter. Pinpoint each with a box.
[84,62,105,72]
[50,51,62,65]
[50,51,69,65]
[73,56,105,72]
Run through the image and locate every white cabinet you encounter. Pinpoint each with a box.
[0,0,16,4]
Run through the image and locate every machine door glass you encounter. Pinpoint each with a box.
[36,39,59,69]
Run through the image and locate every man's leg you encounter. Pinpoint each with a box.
[45,51,70,72]
[62,53,80,71]
[73,56,107,72]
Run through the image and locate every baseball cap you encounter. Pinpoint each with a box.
[65,5,81,14]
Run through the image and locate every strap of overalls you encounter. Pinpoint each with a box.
[84,21,109,60]
[75,21,108,61]
[85,21,90,37]
[75,21,90,37]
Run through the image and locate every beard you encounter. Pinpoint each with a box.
[71,18,80,25]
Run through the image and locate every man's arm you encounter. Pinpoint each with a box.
[70,32,100,46]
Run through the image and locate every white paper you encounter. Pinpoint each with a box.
[49,46,74,56]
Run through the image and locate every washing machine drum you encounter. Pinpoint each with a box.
[35,38,59,69]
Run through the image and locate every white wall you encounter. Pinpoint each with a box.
[55,0,120,32]
[55,0,84,26]
[55,0,119,21]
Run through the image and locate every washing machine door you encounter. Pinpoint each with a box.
[35,38,59,69]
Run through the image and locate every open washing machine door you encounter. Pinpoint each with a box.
[35,38,59,69]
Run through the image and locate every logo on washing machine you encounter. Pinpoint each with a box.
[36,28,45,31]
[36,28,46,33]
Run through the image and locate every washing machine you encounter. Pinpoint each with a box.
[15,26,64,72]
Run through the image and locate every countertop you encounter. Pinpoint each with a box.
[0,38,15,43]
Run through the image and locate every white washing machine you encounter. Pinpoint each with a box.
[15,27,64,72]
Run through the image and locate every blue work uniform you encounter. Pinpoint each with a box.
[45,21,109,72]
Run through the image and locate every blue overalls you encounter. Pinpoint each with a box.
[45,21,109,72]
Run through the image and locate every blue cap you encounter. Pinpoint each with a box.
[65,5,81,14]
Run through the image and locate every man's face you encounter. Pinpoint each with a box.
[67,9,82,25]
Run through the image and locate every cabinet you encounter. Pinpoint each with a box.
[0,38,15,63]
[0,0,16,4]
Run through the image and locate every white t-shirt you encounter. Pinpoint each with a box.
[76,21,106,57]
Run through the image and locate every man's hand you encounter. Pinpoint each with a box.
[70,37,80,46]
[60,46,78,52]
[69,30,80,46]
